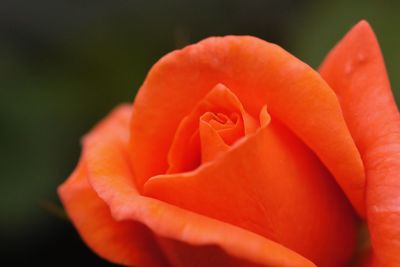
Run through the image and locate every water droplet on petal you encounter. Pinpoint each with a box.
[357,52,367,63]
[345,61,353,75]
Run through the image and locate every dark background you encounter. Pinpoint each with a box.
[1,0,399,266]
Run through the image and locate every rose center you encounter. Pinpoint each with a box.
[200,112,242,146]
[166,83,259,174]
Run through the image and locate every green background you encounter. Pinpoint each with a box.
[1,0,399,265]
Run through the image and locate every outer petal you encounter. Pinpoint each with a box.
[130,35,366,216]
[144,120,358,267]
[58,105,167,267]
[83,105,316,267]
[319,20,400,266]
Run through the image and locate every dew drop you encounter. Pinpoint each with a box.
[357,52,367,63]
[345,61,353,75]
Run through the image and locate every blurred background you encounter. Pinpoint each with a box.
[1,0,399,266]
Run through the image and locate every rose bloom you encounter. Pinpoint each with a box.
[59,20,400,267]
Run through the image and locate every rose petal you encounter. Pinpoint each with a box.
[356,249,375,267]
[130,36,366,217]
[167,84,257,173]
[82,105,315,267]
[319,20,400,266]
[199,119,230,163]
[144,118,358,267]
[58,106,167,267]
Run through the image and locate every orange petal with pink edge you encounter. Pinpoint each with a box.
[81,104,316,267]
[58,106,167,267]
[144,118,358,267]
[130,36,366,217]
[320,20,400,266]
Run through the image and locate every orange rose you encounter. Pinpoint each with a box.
[58,20,400,267]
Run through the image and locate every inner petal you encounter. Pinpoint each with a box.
[201,112,242,144]
[167,83,257,174]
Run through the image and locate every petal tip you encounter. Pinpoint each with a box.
[355,19,371,28]
[351,19,376,39]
